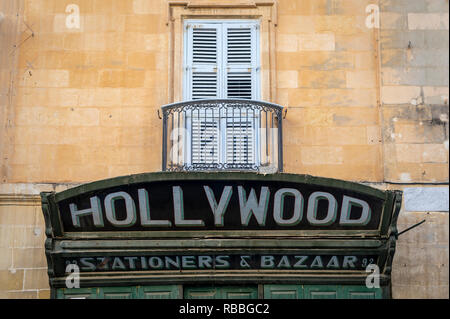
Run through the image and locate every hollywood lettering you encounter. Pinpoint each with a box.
[64,185,374,230]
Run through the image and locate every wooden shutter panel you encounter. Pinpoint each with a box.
[186,22,258,100]
[225,110,255,167]
[185,21,260,169]
[190,108,220,167]
[223,24,258,167]
[227,72,253,99]
[225,25,257,100]
[187,24,220,100]
[186,23,221,167]
[226,27,252,64]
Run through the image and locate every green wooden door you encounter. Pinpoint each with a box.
[139,285,182,299]
[342,285,382,299]
[221,286,258,299]
[263,285,303,299]
[57,284,383,299]
[98,286,137,299]
[264,284,383,299]
[56,285,182,299]
[184,286,258,299]
[56,287,98,299]
[304,285,340,299]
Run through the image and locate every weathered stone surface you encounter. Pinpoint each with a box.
[392,211,449,299]
[23,269,50,290]
[0,0,448,300]
[404,187,449,212]
[380,0,427,13]
[408,13,449,30]
[380,0,449,185]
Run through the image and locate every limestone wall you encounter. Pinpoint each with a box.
[0,0,448,299]
[379,0,449,183]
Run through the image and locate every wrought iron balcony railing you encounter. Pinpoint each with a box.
[162,99,283,173]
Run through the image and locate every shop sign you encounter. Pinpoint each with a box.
[52,176,388,232]
[64,254,378,272]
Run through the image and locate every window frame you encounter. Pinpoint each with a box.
[183,19,262,170]
[182,19,261,101]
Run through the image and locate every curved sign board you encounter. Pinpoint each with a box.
[41,172,401,238]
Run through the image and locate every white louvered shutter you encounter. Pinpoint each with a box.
[186,24,220,100]
[190,108,220,167]
[184,21,260,169]
[225,109,256,167]
[186,24,221,166]
[224,24,257,99]
[223,24,258,167]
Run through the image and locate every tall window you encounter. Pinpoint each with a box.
[183,20,260,100]
[183,20,261,170]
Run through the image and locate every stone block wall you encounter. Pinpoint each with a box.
[0,195,48,298]
[3,0,167,184]
[277,0,384,181]
[0,0,448,299]
[391,186,449,298]
[379,0,449,183]
[378,0,449,298]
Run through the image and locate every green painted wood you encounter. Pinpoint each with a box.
[98,286,137,299]
[43,172,401,297]
[263,285,303,299]
[53,172,387,203]
[56,284,383,299]
[184,286,258,299]
[60,230,385,240]
[139,285,181,299]
[304,285,340,299]
[56,286,181,299]
[55,240,387,254]
[304,285,383,299]
[221,286,258,299]
[183,286,218,299]
[342,285,382,299]
[56,287,98,299]
[43,171,398,242]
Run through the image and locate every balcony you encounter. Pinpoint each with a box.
[162,99,283,173]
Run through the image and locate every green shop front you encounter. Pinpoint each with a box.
[41,172,402,299]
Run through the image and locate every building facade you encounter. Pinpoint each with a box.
[0,0,448,299]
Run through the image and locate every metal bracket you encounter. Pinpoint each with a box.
[157,110,162,120]
[283,108,288,119]
[395,219,426,238]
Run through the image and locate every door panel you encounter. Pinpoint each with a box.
[98,287,137,299]
[139,285,182,299]
[56,287,98,299]
[57,284,384,299]
[264,285,303,299]
[275,285,383,299]
[304,286,339,299]
[343,285,382,299]
[184,286,258,299]
[56,285,181,299]
[184,286,219,299]
[221,287,258,299]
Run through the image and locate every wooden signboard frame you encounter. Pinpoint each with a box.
[41,172,402,299]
